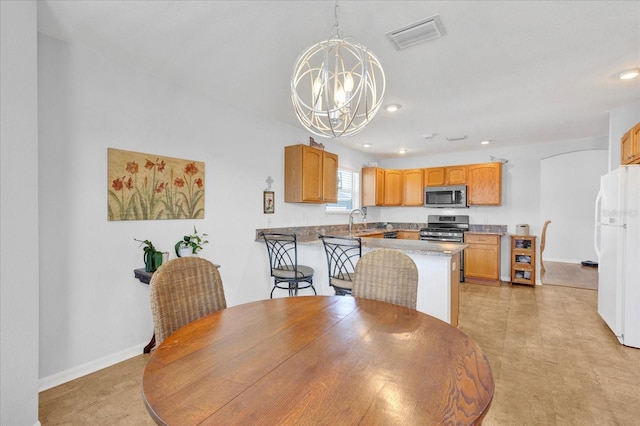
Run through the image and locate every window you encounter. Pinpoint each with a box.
[326,168,360,213]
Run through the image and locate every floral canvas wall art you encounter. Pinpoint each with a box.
[108,148,205,221]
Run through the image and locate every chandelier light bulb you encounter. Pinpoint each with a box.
[334,86,346,106]
[343,72,354,92]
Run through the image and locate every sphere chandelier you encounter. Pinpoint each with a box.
[291,1,386,139]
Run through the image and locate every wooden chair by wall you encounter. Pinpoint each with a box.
[540,220,551,274]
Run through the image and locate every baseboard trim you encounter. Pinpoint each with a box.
[545,257,583,264]
[38,343,145,392]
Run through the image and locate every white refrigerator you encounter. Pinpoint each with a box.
[594,165,640,348]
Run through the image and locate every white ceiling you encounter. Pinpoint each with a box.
[37,0,640,158]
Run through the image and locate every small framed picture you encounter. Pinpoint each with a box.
[263,191,275,214]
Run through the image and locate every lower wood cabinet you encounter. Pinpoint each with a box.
[464,233,501,286]
[397,230,419,240]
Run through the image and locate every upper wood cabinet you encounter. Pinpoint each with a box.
[446,166,467,185]
[424,167,445,186]
[402,169,424,206]
[284,144,338,203]
[362,167,385,206]
[424,166,467,186]
[383,169,402,206]
[363,161,502,207]
[621,122,640,165]
[467,162,502,206]
[363,168,421,206]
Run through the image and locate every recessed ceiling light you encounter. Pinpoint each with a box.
[424,133,439,139]
[480,140,490,145]
[397,148,408,154]
[446,135,468,142]
[385,104,402,112]
[363,143,371,148]
[619,69,639,80]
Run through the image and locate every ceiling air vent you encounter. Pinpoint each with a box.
[446,136,468,142]
[386,15,447,50]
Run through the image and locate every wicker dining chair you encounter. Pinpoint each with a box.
[352,249,419,309]
[149,257,227,345]
[260,232,316,298]
[319,234,362,296]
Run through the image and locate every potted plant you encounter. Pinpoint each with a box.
[175,227,209,257]
[135,238,163,272]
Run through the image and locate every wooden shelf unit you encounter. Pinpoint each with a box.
[510,235,536,286]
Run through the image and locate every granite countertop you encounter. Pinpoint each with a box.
[294,235,466,257]
[255,223,423,243]
[360,238,467,256]
[254,222,508,256]
[467,224,508,235]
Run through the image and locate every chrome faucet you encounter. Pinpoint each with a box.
[348,208,367,234]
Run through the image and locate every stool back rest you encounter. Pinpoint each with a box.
[319,235,362,282]
[260,232,299,275]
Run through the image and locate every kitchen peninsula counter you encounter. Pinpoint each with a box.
[256,226,465,326]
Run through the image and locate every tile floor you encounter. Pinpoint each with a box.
[40,276,640,425]
[459,281,640,425]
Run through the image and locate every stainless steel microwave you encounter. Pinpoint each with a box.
[424,185,468,208]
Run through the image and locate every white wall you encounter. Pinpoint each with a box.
[37,34,374,386]
[379,137,608,279]
[0,1,40,425]
[540,150,608,262]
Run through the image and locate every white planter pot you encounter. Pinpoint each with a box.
[178,247,194,257]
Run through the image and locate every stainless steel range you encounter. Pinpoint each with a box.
[420,215,469,282]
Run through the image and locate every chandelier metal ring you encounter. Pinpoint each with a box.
[291,4,385,139]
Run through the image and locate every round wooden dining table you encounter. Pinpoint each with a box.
[142,296,494,425]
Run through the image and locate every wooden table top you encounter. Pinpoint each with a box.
[142,296,494,425]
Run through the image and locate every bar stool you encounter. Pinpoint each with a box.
[318,234,362,296]
[260,232,316,298]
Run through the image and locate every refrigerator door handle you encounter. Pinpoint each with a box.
[594,188,603,259]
